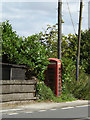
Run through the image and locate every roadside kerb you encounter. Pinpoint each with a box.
[1,100,88,112]
[17,100,88,111]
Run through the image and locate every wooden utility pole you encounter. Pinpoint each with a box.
[76,0,83,82]
[58,0,62,59]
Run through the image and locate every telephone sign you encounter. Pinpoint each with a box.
[44,58,61,97]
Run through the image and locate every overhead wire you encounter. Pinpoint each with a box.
[66,0,76,34]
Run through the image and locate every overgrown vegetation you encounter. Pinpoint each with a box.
[36,81,76,102]
[1,20,89,101]
[1,20,49,80]
[37,23,89,100]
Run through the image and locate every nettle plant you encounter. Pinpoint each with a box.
[1,20,49,80]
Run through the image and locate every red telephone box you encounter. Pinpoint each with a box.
[44,58,61,97]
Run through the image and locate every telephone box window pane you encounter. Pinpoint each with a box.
[47,67,55,91]
[48,68,54,70]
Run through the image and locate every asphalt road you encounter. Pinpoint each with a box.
[2,105,89,119]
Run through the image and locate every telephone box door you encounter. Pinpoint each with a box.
[45,58,61,97]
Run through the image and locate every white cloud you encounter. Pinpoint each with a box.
[2,0,90,3]
[2,2,57,37]
[16,21,54,37]
[2,0,57,2]
[3,13,25,19]
[1,1,89,37]
[2,2,57,18]
[88,1,90,28]
[0,3,2,21]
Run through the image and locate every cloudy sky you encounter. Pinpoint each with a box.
[0,0,89,37]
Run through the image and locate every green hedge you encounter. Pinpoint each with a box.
[1,20,49,80]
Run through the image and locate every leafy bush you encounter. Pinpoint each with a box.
[61,57,76,93]
[61,57,89,100]
[37,24,89,100]
[36,81,55,101]
[80,29,90,74]
[66,72,89,100]
[1,20,49,80]
[36,81,76,102]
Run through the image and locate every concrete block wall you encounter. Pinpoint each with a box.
[0,77,37,102]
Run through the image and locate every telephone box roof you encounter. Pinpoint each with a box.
[48,58,61,63]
